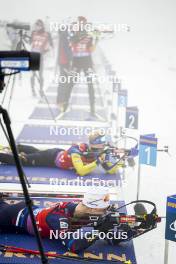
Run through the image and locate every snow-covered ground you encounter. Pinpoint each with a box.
[0,0,176,263]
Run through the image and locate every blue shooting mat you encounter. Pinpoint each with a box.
[0,198,137,264]
[46,85,90,94]
[16,124,110,145]
[0,165,121,186]
[38,95,102,107]
[30,107,60,119]
[29,108,106,121]
[46,84,101,95]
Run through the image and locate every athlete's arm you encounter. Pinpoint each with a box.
[100,154,124,174]
[46,212,97,253]
[103,162,124,174]
[59,226,97,253]
[88,36,96,52]
[48,32,54,48]
[71,153,97,176]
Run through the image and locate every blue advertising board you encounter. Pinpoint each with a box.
[165,195,176,242]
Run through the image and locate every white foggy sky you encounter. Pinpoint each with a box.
[0,0,176,263]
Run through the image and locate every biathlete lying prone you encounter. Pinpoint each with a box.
[0,131,137,176]
[0,188,161,253]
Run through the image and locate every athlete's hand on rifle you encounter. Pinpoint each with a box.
[95,213,120,233]
[97,153,106,164]
[138,213,159,229]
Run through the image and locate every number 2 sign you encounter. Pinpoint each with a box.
[125,107,138,129]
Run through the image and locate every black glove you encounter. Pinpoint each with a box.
[127,157,135,167]
[109,224,138,245]
[140,214,157,229]
[96,214,119,233]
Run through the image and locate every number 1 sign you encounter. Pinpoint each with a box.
[139,135,158,166]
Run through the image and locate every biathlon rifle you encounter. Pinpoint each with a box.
[105,200,161,239]
[0,201,162,263]
[98,137,139,170]
[71,200,162,240]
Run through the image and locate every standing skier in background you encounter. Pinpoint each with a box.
[31,19,53,97]
[56,19,73,115]
[69,16,98,119]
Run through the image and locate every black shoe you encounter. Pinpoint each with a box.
[134,203,147,216]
